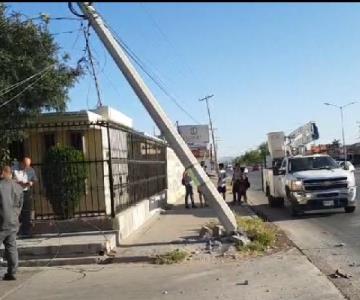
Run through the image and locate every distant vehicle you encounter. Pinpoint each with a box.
[336,160,355,172]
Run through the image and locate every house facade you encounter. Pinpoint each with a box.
[3,106,185,243]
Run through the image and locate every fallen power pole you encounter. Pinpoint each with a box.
[77,2,237,233]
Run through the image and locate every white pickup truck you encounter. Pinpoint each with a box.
[263,154,357,216]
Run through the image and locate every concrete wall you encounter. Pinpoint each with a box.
[166,148,185,205]
[113,192,166,243]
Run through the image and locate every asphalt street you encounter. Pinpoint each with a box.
[247,169,360,300]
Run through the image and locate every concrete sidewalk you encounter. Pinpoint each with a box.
[114,199,254,262]
[0,188,346,300]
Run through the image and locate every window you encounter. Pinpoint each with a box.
[289,156,338,173]
[44,133,55,152]
[70,132,83,151]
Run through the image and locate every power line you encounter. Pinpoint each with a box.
[83,23,103,107]
[0,67,53,110]
[139,3,205,91]
[0,65,54,98]
[93,12,200,124]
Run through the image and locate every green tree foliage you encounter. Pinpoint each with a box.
[0,4,82,162]
[42,146,87,219]
[235,142,269,166]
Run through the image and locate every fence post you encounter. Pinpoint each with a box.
[106,123,115,218]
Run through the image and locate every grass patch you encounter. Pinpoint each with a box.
[235,216,276,253]
[153,249,188,265]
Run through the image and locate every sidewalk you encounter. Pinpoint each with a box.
[114,196,254,262]
[0,194,346,300]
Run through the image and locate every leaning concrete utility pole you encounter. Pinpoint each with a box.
[77,2,237,233]
[199,95,218,175]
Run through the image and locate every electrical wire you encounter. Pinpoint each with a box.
[50,28,83,36]
[139,3,199,82]
[0,65,55,98]
[68,2,87,19]
[0,67,53,110]
[114,33,200,124]
[83,23,103,107]
[93,10,200,124]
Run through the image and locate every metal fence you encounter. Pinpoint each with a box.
[1,120,167,220]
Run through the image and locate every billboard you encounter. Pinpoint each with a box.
[178,125,210,147]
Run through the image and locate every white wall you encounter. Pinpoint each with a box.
[113,192,166,243]
[166,148,185,204]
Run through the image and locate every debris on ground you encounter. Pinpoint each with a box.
[231,234,251,247]
[329,269,352,279]
[213,225,225,238]
[236,280,249,285]
[199,226,213,240]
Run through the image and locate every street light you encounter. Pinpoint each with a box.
[324,101,357,162]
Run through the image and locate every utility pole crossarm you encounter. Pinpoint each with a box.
[77,2,237,233]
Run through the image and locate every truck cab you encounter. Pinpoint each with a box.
[264,154,357,216]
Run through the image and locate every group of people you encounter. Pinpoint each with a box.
[231,163,250,205]
[182,161,250,208]
[0,157,37,281]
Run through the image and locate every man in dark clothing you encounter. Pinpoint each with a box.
[231,163,242,204]
[238,167,250,204]
[0,166,24,281]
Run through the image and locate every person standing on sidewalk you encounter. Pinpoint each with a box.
[231,163,242,204]
[14,157,37,237]
[217,163,227,200]
[0,166,24,281]
[238,167,250,204]
[182,170,197,209]
[198,161,209,208]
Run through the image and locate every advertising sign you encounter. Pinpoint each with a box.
[178,125,210,147]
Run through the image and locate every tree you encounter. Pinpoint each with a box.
[332,139,341,147]
[42,145,87,219]
[235,142,269,166]
[0,4,82,163]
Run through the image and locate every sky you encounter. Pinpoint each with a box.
[7,2,360,158]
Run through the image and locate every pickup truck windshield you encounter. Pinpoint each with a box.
[289,156,339,172]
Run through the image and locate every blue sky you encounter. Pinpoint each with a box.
[8,2,360,157]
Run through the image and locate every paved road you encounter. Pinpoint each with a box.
[246,170,360,300]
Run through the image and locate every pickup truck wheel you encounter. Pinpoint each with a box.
[268,195,276,207]
[345,206,356,213]
[291,204,303,217]
[277,198,285,208]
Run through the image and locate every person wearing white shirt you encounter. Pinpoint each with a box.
[13,157,37,237]
[217,163,227,200]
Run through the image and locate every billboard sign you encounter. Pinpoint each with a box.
[178,125,210,147]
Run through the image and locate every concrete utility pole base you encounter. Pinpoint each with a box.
[77,2,237,233]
